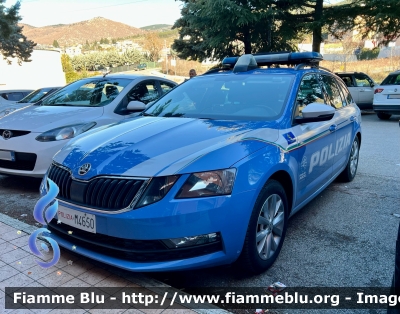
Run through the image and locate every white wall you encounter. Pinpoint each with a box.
[0,49,66,90]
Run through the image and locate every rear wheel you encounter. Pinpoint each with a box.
[377,112,391,120]
[236,180,288,275]
[338,136,359,182]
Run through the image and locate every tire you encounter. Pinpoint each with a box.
[377,112,391,120]
[337,136,360,182]
[236,180,288,275]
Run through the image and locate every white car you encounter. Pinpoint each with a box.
[373,70,400,120]
[0,74,177,177]
[0,87,62,118]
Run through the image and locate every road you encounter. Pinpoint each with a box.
[0,113,399,313]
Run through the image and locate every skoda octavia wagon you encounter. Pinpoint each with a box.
[42,52,362,274]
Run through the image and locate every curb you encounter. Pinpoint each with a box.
[0,213,231,314]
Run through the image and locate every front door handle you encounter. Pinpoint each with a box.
[329,124,337,132]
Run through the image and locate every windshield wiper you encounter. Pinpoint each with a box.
[142,112,155,116]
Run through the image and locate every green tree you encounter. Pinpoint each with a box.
[53,39,60,48]
[61,54,73,72]
[327,0,400,47]
[0,0,36,64]
[172,0,301,61]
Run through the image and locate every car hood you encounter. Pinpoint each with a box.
[0,106,104,132]
[54,117,280,178]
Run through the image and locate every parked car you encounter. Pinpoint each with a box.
[335,72,376,110]
[373,69,400,120]
[0,74,177,177]
[0,89,34,105]
[135,63,147,71]
[0,87,62,118]
[42,52,362,274]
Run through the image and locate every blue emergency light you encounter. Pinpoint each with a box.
[221,51,324,73]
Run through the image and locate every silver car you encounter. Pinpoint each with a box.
[335,72,376,110]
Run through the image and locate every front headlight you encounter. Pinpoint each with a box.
[0,108,16,118]
[35,122,96,142]
[135,175,180,208]
[176,168,236,198]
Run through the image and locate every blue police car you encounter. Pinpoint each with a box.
[42,52,362,274]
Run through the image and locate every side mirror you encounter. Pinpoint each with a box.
[295,103,335,124]
[127,100,146,111]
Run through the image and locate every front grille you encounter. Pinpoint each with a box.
[47,220,223,263]
[48,164,146,211]
[0,129,31,138]
[0,152,36,170]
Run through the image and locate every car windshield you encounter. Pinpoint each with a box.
[381,73,400,85]
[17,88,57,104]
[144,74,293,120]
[41,78,132,107]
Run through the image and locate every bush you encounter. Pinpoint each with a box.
[65,71,101,84]
[359,47,380,60]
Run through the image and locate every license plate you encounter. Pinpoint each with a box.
[388,94,400,99]
[56,205,96,233]
[0,150,15,161]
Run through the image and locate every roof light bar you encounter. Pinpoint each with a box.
[255,52,323,66]
[221,51,324,73]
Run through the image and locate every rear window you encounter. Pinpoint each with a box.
[381,74,400,85]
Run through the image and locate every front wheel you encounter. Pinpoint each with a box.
[338,136,360,182]
[236,180,288,275]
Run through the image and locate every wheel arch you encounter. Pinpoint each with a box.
[356,131,361,148]
[268,170,294,215]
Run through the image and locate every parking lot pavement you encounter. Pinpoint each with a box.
[0,215,228,314]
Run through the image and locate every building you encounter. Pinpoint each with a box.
[0,49,66,90]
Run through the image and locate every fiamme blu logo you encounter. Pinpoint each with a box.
[28,178,61,268]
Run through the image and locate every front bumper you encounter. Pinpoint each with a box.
[0,133,66,177]
[45,187,257,272]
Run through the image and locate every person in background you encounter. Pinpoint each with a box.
[189,69,197,78]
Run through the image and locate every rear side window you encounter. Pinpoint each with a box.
[381,74,400,85]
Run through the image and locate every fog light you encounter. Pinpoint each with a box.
[162,232,220,248]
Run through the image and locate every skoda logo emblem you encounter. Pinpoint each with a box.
[78,163,91,175]
[2,130,13,140]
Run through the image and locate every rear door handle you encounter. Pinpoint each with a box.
[329,124,337,132]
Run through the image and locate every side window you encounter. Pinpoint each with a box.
[294,74,325,118]
[354,74,373,87]
[7,92,23,101]
[159,81,175,94]
[321,75,344,109]
[336,79,353,105]
[339,75,354,87]
[128,80,158,104]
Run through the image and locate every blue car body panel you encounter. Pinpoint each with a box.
[44,57,362,272]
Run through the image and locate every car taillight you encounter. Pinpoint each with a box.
[374,88,384,94]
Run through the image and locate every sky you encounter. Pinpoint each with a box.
[6,0,183,28]
[7,0,344,29]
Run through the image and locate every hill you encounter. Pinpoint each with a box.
[140,24,173,31]
[20,17,144,46]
